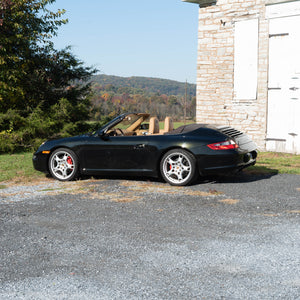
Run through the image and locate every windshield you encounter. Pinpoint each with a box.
[114,114,143,129]
[102,113,150,136]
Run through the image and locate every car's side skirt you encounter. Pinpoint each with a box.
[81,168,158,177]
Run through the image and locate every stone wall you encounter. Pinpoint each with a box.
[196,0,268,150]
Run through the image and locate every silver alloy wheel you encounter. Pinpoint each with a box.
[162,151,193,185]
[49,150,76,180]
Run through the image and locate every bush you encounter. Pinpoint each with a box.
[0,99,109,153]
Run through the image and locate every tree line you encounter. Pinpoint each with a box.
[89,76,196,121]
[92,74,196,96]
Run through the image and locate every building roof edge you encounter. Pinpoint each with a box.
[182,0,216,7]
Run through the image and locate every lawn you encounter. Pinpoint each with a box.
[246,152,300,175]
[0,151,299,183]
[0,152,41,183]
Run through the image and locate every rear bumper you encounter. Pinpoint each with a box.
[200,160,256,175]
[197,150,257,176]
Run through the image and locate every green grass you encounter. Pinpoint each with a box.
[173,121,194,129]
[0,152,41,183]
[157,121,193,130]
[246,152,300,175]
[0,151,299,183]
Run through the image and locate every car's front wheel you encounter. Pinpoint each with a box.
[49,148,79,181]
[160,149,197,186]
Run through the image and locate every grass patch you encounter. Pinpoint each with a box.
[39,188,62,192]
[173,121,194,128]
[246,152,300,175]
[160,121,193,130]
[0,152,42,183]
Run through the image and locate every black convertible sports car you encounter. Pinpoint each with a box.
[33,113,257,186]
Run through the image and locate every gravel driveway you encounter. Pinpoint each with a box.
[0,172,300,299]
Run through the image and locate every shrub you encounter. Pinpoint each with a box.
[0,99,109,153]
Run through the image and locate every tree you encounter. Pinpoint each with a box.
[0,0,97,152]
[0,0,95,113]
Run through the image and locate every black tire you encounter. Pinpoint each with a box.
[160,149,197,186]
[48,148,79,181]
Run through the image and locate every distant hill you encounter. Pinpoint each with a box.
[91,74,196,96]
[89,74,196,121]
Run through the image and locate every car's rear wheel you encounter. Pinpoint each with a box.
[160,149,197,186]
[49,148,79,181]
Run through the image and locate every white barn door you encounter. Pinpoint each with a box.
[267,15,300,154]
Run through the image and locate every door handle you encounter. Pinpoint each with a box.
[268,87,281,90]
[289,87,299,91]
[134,144,145,149]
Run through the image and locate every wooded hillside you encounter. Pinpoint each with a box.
[92,75,196,96]
[90,75,196,121]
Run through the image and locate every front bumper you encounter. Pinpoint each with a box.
[32,152,49,173]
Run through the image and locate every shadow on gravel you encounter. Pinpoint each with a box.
[196,168,279,185]
[79,174,164,184]
[77,166,279,187]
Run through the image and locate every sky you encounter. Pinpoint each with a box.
[48,0,199,83]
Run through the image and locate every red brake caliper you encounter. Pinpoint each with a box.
[67,156,73,166]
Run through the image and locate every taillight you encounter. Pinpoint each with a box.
[207,140,238,150]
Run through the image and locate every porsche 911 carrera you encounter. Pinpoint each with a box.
[33,113,257,186]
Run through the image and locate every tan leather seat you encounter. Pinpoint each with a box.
[160,117,174,134]
[149,117,160,134]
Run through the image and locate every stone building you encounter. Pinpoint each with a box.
[183,0,300,154]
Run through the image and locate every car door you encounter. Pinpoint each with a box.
[81,134,153,174]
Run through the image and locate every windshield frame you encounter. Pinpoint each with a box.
[94,113,150,136]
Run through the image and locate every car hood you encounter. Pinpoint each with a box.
[36,134,90,152]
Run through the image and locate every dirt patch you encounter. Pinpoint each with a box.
[260,213,280,217]
[185,190,218,197]
[121,181,222,198]
[1,177,52,187]
[218,199,240,205]
[111,195,141,203]
[287,210,300,214]
[1,178,227,204]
